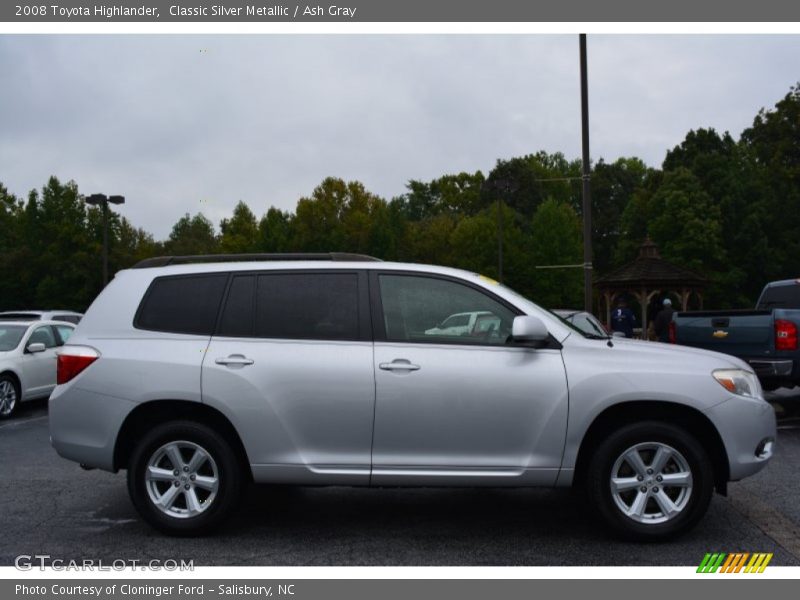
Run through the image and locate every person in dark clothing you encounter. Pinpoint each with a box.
[653,298,675,342]
[610,300,636,338]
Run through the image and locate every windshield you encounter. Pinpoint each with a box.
[0,325,27,351]
[546,309,609,339]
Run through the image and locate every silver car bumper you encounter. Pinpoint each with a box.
[49,383,135,472]
[704,395,776,481]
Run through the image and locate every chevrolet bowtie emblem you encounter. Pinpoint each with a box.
[713,330,729,338]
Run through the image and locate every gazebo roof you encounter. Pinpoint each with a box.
[595,238,706,288]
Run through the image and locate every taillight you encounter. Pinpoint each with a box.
[775,320,798,351]
[57,346,99,384]
[668,321,677,344]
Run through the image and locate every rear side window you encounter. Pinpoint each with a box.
[53,314,81,324]
[255,273,360,340]
[758,283,800,309]
[54,325,74,345]
[136,274,228,335]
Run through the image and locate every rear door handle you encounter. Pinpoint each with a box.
[215,354,254,366]
[379,359,421,372]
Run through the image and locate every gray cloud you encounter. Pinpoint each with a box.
[1,34,798,239]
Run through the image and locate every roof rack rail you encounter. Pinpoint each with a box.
[132,253,382,269]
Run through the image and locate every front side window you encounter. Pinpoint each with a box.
[378,274,516,346]
[136,274,228,335]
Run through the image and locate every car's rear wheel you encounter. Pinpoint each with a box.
[0,375,20,419]
[127,421,243,535]
[587,421,713,541]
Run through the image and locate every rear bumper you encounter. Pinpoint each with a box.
[49,383,135,472]
[745,358,794,379]
[704,395,776,481]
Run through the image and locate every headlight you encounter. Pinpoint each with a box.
[712,369,763,400]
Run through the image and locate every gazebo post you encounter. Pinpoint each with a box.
[639,289,647,337]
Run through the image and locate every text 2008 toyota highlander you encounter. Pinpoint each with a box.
[49,254,775,539]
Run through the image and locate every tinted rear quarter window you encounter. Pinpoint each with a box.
[53,315,81,324]
[136,274,228,335]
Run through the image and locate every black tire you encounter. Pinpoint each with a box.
[0,374,20,420]
[587,421,713,541]
[127,420,244,536]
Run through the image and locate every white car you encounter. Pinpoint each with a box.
[424,310,496,336]
[0,320,75,418]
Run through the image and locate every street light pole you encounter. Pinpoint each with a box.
[85,193,125,287]
[579,34,594,314]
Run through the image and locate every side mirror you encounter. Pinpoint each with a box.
[26,342,46,354]
[511,315,550,345]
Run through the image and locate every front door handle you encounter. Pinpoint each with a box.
[379,359,421,372]
[215,354,254,367]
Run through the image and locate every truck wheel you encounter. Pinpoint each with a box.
[127,421,243,536]
[0,374,20,419]
[586,421,713,541]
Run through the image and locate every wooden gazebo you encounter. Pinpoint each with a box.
[595,238,706,334]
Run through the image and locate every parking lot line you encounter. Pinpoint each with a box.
[0,414,48,430]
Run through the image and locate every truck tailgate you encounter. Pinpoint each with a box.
[674,310,773,355]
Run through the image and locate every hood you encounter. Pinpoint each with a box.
[571,333,752,372]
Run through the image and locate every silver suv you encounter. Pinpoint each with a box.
[49,254,775,539]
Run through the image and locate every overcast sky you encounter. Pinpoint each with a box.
[1,34,798,239]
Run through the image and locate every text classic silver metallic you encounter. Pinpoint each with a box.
[49,257,775,538]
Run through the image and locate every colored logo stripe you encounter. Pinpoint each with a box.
[697,552,772,573]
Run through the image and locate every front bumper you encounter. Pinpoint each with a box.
[704,394,776,481]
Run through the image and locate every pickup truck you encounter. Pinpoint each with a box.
[672,279,800,390]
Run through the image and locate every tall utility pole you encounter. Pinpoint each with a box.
[579,34,593,314]
[497,196,503,282]
[85,193,125,286]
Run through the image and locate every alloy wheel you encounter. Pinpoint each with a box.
[609,442,693,524]
[0,380,17,417]
[145,440,220,519]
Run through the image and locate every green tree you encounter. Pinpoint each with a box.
[482,151,582,218]
[663,128,770,304]
[741,83,800,281]
[291,177,397,257]
[647,169,727,290]
[219,201,259,253]
[396,172,485,220]
[165,213,218,255]
[528,199,583,308]
[591,157,651,274]
[258,207,293,253]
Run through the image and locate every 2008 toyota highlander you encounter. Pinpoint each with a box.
[49,253,775,539]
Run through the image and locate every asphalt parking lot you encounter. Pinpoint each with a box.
[2,394,800,567]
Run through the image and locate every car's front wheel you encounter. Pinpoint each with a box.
[587,421,714,541]
[0,374,20,419]
[127,421,244,535]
